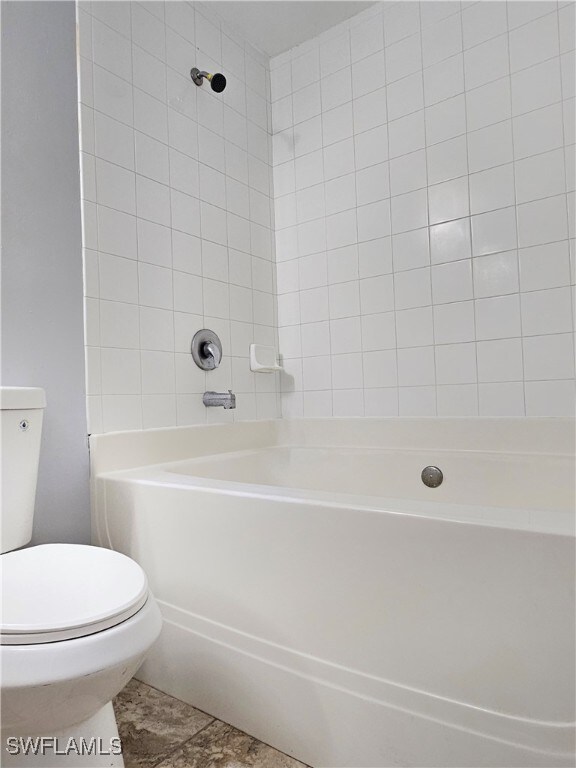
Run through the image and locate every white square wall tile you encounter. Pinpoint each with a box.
[511,58,562,118]
[517,196,569,248]
[430,218,471,265]
[525,380,576,417]
[427,136,468,186]
[469,165,515,215]
[391,189,428,234]
[99,253,138,304]
[509,12,559,73]
[428,177,469,225]
[471,207,517,257]
[351,14,384,63]
[322,102,354,146]
[101,348,141,395]
[479,382,525,417]
[352,51,386,99]
[388,111,426,159]
[354,125,389,170]
[468,121,513,174]
[320,32,351,78]
[432,259,473,304]
[477,338,524,382]
[96,159,136,215]
[394,267,432,310]
[436,343,477,385]
[433,301,475,344]
[521,287,574,336]
[142,395,177,429]
[363,350,398,387]
[141,350,175,394]
[475,294,522,340]
[423,54,464,107]
[462,2,507,50]
[360,275,394,314]
[102,395,143,431]
[100,301,140,349]
[359,237,393,277]
[437,384,478,417]
[321,70,352,113]
[466,77,511,133]
[512,103,564,160]
[326,174,357,215]
[98,206,137,260]
[396,307,434,348]
[425,95,466,146]
[361,311,396,351]
[392,228,430,272]
[515,149,566,205]
[422,12,462,68]
[523,333,575,380]
[353,87,387,133]
[357,200,391,242]
[519,241,572,292]
[332,353,363,389]
[464,34,510,91]
[397,346,436,386]
[139,263,173,310]
[385,33,422,84]
[387,71,424,120]
[364,387,399,417]
[399,386,437,417]
[356,164,389,206]
[389,150,427,196]
[473,251,519,299]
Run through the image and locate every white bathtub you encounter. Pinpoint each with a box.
[91,419,575,768]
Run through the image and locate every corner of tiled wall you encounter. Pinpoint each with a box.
[270,0,576,419]
[76,0,281,433]
[78,0,575,428]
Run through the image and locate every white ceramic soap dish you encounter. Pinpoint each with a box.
[249,344,282,373]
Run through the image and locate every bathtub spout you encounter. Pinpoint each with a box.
[203,390,236,409]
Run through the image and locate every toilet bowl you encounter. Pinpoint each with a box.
[0,544,162,766]
[0,388,162,766]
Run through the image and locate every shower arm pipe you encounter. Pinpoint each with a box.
[190,67,227,92]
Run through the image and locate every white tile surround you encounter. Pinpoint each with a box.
[77,0,280,432]
[271,0,576,418]
[78,1,576,430]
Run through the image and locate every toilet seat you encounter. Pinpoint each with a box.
[1,544,149,645]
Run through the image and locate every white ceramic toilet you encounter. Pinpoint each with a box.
[0,387,162,766]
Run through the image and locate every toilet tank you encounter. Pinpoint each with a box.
[0,387,46,553]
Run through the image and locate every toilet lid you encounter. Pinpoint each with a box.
[1,544,149,644]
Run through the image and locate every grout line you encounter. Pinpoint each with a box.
[458,0,480,419]
[505,0,527,418]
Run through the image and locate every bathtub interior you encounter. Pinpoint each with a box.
[161,444,573,512]
[92,418,575,535]
[90,419,576,766]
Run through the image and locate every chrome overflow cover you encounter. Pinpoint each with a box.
[421,466,443,488]
[191,329,223,371]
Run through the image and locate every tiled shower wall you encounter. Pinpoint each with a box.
[271,1,576,418]
[77,1,280,433]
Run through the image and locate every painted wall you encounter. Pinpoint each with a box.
[1,1,91,543]
[77,0,280,433]
[271,0,576,418]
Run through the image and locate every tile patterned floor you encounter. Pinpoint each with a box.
[114,679,309,768]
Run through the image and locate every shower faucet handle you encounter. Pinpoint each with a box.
[191,329,223,371]
[203,341,221,367]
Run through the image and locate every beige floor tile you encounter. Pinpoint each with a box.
[113,679,213,768]
[154,720,308,768]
